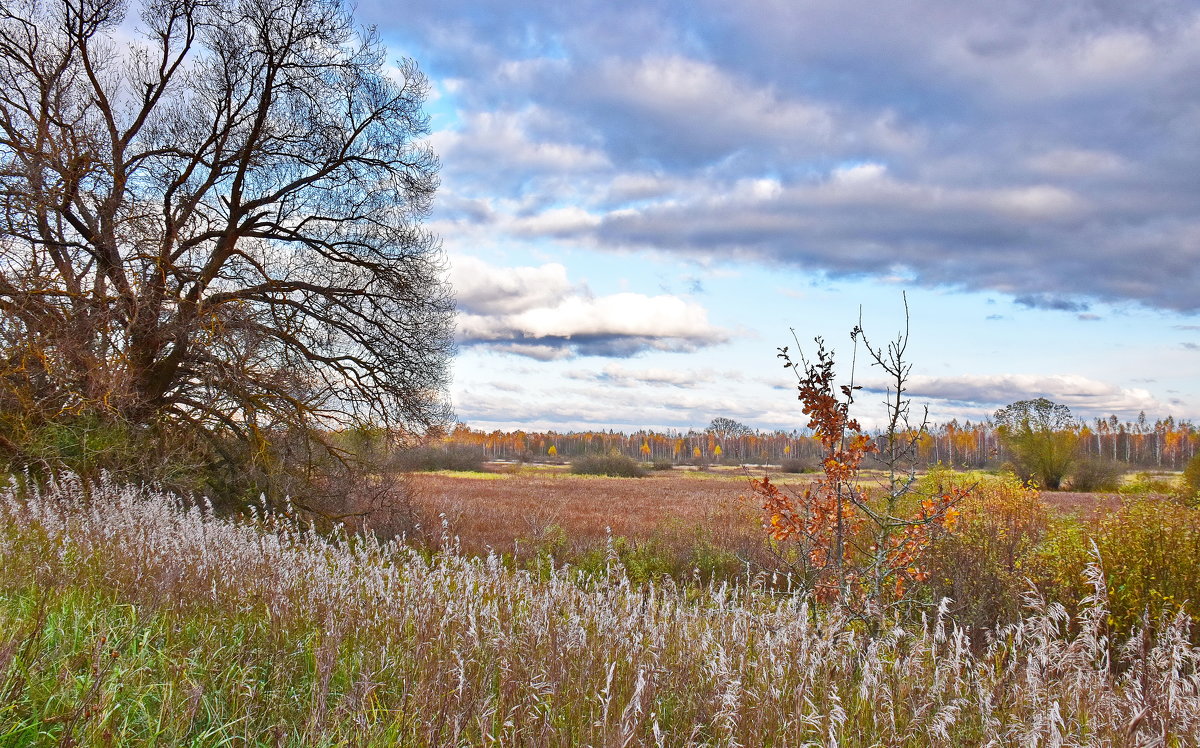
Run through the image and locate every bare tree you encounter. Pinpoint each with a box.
[705,417,752,439]
[0,0,453,489]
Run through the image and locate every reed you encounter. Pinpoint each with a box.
[1,476,1197,745]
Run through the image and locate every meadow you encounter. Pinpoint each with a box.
[406,465,1197,633]
[2,471,1199,745]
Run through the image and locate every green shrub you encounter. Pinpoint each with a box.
[651,458,675,471]
[1069,456,1125,492]
[925,471,1051,630]
[570,453,646,478]
[1032,497,1200,636]
[567,531,740,585]
[7,413,216,496]
[393,445,485,472]
[686,533,742,583]
[1182,454,1200,507]
[779,458,816,473]
[1091,498,1200,633]
[1118,471,1178,496]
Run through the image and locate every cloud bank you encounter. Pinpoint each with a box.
[369,0,1200,312]
[451,257,729,360]
[863,373,1166,418]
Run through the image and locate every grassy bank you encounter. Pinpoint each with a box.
[1,477,1198,745]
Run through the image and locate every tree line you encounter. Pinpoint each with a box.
[435,409,1200,473]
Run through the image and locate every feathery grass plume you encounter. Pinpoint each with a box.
[0,476,1198,744]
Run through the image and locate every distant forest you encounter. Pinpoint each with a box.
[439,414,1199,470]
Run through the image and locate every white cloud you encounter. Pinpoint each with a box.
[451,256,573,315]
[604,172,679,203]
[832,162,888,185]
[875,373,1168,416]
[430,108,610,175]
[1025,148,1130,177]
[987,185,1085,221]
[565,363,726,388]
[587,54,838,149]
[508,206,602,236]
[452,257,730,359]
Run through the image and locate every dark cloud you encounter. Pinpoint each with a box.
[367,0,1200,312]
[461,334,717,360]
[1014,294,1091,313]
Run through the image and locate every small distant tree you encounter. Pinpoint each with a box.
[994,398,1078,490]
[750,299,963,627]
[1181,453,1200,507]
[706,417,752,440]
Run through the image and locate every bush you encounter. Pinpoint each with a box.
[779,458,817,473]
[924,470,1200,639]
[651,458,674,471]
[1182,455,1200,507]
[1069,457,1125,492]
[1118,471,1178,496]
[570,454,646,478]
[1034,497,1200,636]
[924,471,1051,631]
[993,398,1078,491]
[392,445,484,472]
[3,413,253,504]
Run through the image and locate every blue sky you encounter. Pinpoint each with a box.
[361,0,1200,432]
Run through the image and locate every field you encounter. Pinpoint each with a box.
[410,467,755,550]
[404,464,1200,637]
[2,476,1199,745]
[406,465,1121,569]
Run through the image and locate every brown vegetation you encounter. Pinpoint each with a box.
[403,468,1141,557]
[407,469,769,564]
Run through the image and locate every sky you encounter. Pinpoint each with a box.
[357,0,1200,433]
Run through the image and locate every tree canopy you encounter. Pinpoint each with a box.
[994,398,1078,490]
[706,417,752,439]
[0,0,453,495]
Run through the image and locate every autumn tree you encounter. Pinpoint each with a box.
[0,0,453,497]
[751,301,962,627]
[994,398,1078,490]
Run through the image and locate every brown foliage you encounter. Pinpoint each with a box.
[403,470,771,570]
[750,310,962,619]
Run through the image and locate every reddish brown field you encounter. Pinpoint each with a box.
[1039,490,1125,520]
[404,467,1130,561]
[407,468,769,559]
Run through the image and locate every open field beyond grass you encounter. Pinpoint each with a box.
[410,468,756,552]
[407,466,1125,563]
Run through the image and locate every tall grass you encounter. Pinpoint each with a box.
[1,476,1198,745]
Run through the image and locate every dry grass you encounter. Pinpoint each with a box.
[409,470,760,553]
[405,467,1127,560]
[2,476,1199,745]
[1038,490,1125,520]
